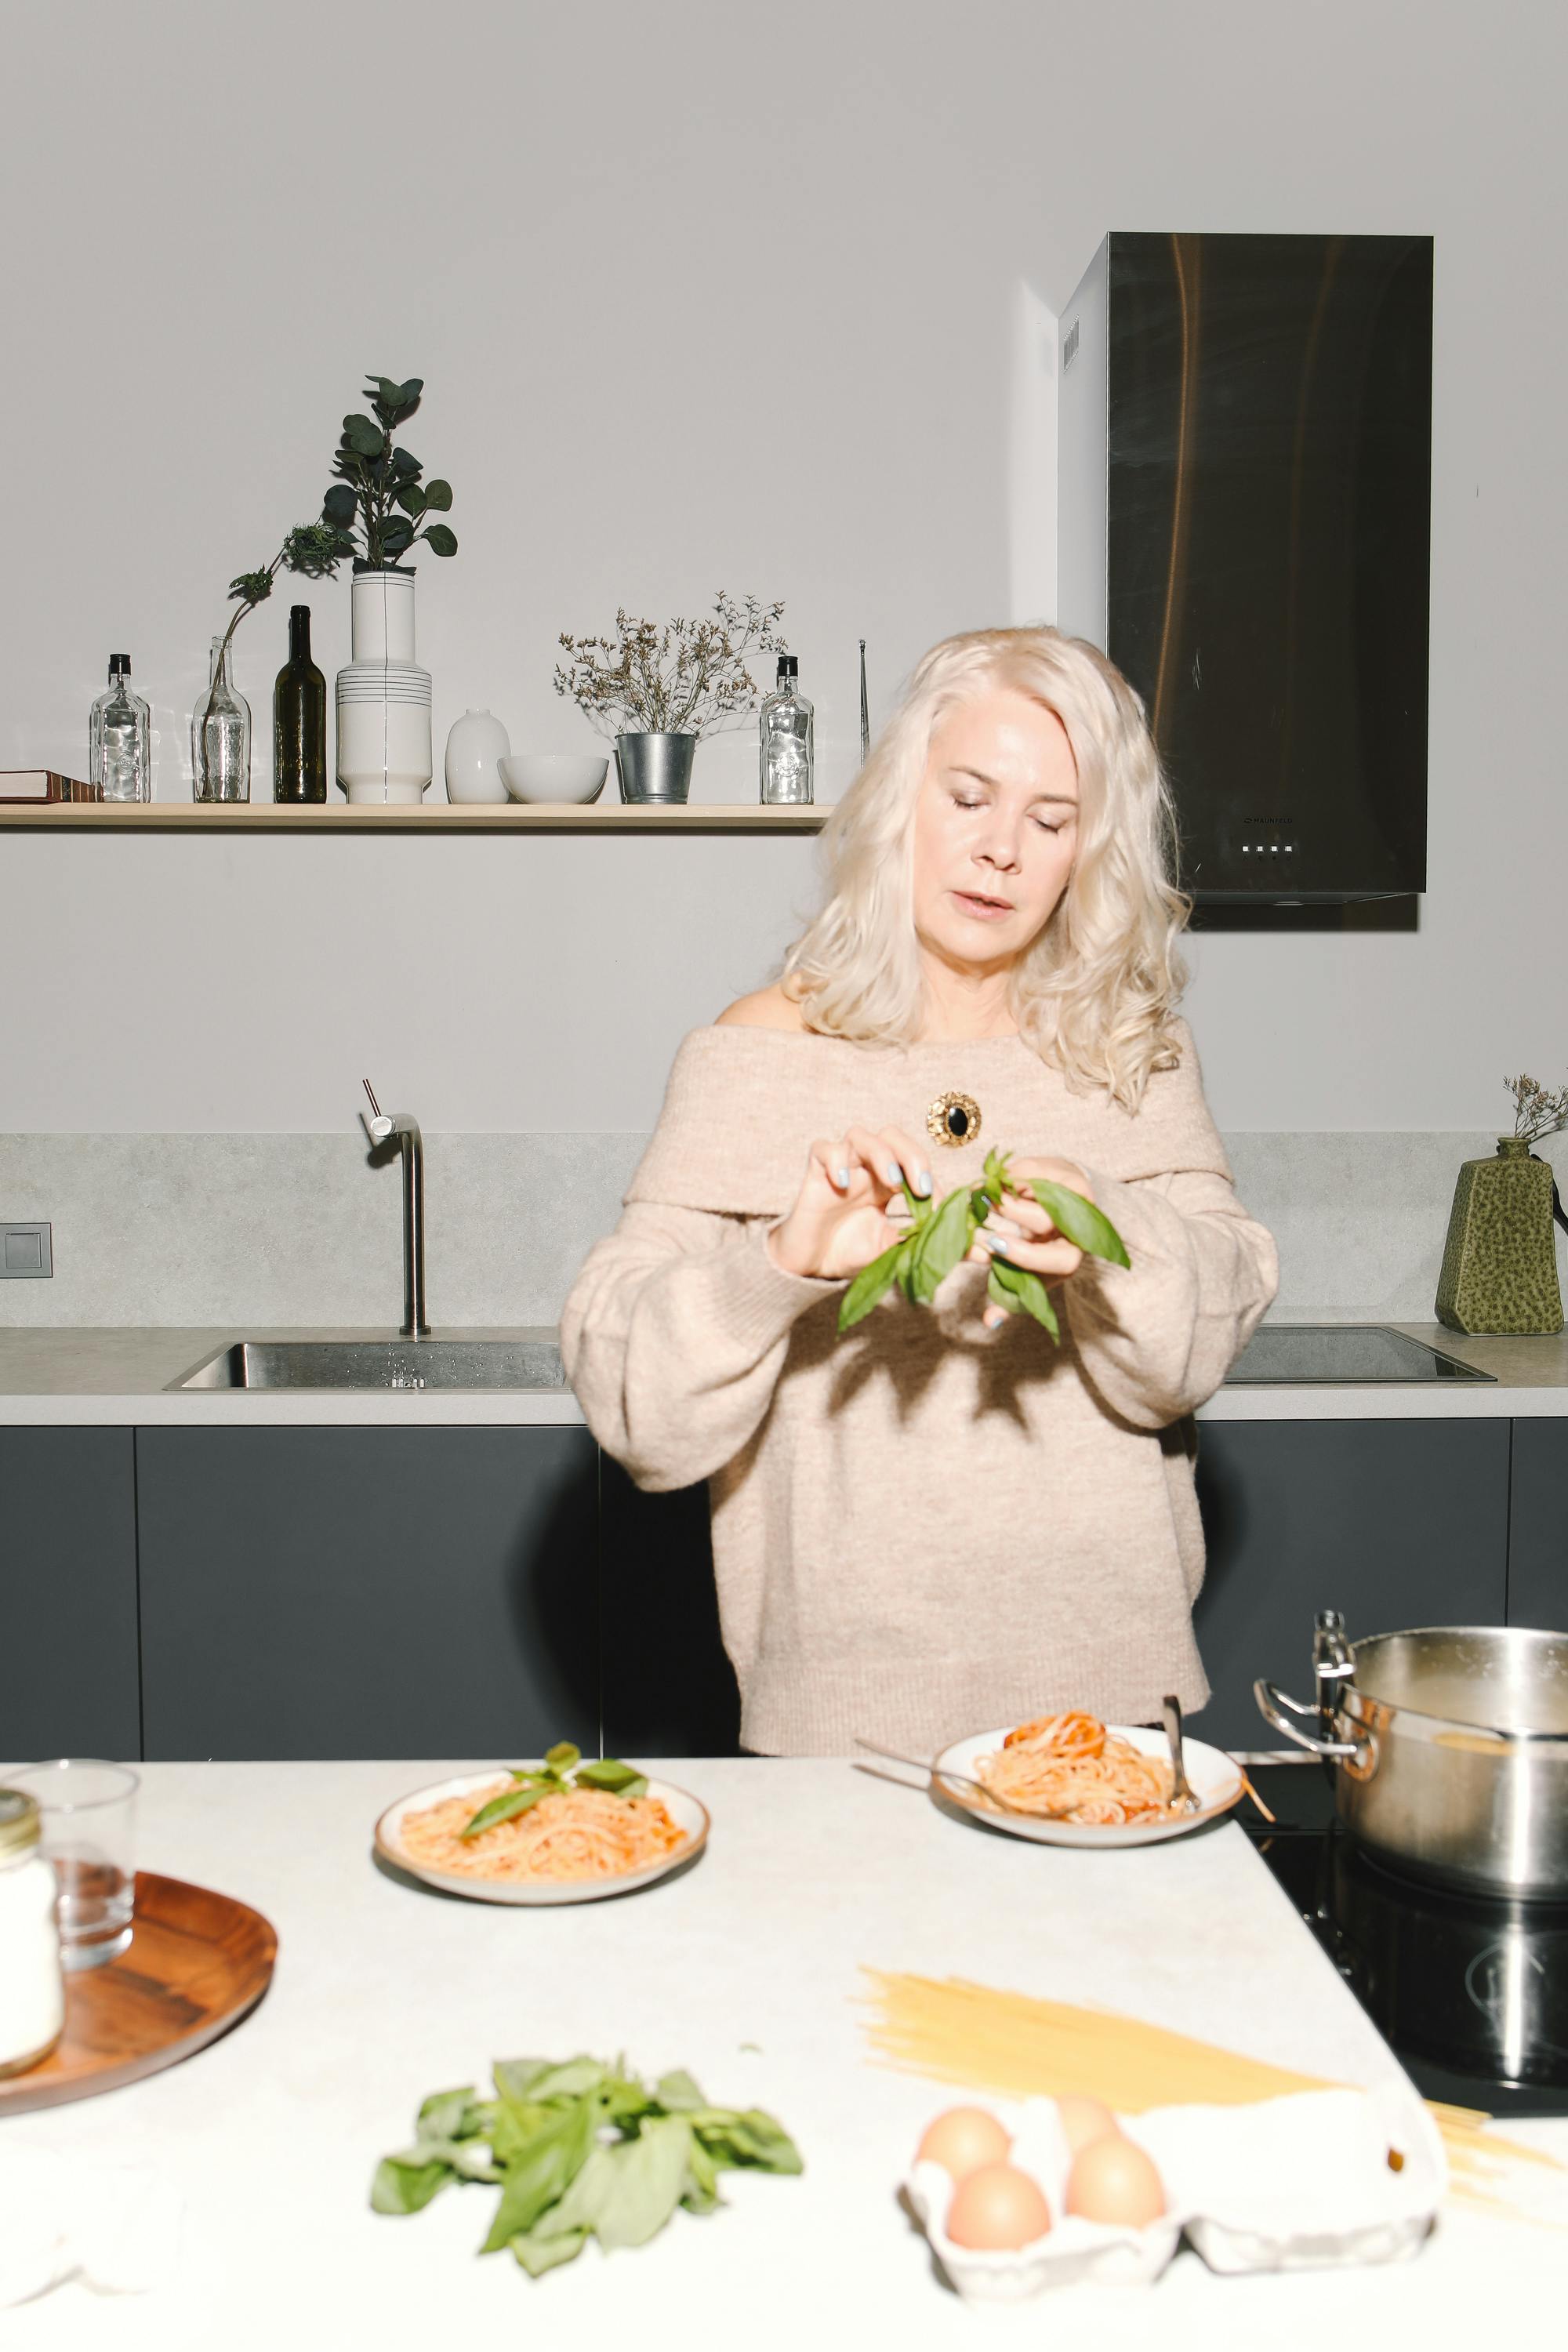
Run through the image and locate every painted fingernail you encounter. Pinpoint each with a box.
[836,1167,850,1186]
[916,1171,932,1195]
[885,1162,902,1184]
[977,1230,1002,1252]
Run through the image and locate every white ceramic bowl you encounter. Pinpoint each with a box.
[499,754,608,806]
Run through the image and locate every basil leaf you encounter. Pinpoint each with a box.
[901,1178,933,1227]
[654,2068,706,2112]
[544,1740,581,1773]
[575,1756,643,1793]
[683,2131,722,2213]
[837,1238,907,1332]
[909,1183,975,1304]
[416,2085,480,2140]
[480,2097,597,2253]
[371,2152,456,2214]
[517,2056,609,2102]
[1025,1179,1131,1268]
[550,2115,692,2252]
[691,2106,804,2174]
[512,2225,588,2275]
[491,2059,554,2103]
[460,1780,552,1838]
[989,1253,1061,1339]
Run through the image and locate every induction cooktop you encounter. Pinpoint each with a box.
[1224,1324,1495,1385]
[1241,1761,1568,2115]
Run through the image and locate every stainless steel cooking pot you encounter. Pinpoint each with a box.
[1255,1613,1568,1900]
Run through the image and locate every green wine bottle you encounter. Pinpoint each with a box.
[273,604,327,804]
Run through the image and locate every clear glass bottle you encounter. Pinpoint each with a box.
[192,633,251,804]
[759,654,814,804]
[88,655,151,802]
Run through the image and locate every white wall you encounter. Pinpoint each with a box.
[2,0,1564,1138]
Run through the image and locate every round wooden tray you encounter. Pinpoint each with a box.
[0,1871,277,2115]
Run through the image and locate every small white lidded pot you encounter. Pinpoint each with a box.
[0,1791,66,2078]
[445,709,512,804]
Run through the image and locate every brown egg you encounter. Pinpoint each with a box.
[1064,2133,1166,2230]
[916,2105,1013,2181]
[1054,2093,1120,2158]
[946,2161,1053,2250]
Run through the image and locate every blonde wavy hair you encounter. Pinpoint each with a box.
[780,626,1192,1112]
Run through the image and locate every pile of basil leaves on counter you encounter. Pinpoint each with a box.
[837,1147,1130,1341]
[372,2056,802,2276]
[459,1741,645,1840]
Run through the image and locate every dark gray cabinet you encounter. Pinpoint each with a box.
[135,1428,597,1761]
[6,1413,1554,1765]
[0,1429,140,1760]
[1191,1419,1512,1746]
[600,1463,740,1756]
[1508,1420,1568,1632]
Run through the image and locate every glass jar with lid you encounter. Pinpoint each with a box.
[0,1789,66,2077]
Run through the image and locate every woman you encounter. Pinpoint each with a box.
[562,626,1279,1755]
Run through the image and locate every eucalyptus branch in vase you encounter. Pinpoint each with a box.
[194,522,352,802]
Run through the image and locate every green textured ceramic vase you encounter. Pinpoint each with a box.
[1435,1136,1563,1334]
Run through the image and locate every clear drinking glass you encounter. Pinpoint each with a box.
[192,633,252,802]
[9,1759,139,1970]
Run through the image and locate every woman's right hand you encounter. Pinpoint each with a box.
[766,1124,934,1281]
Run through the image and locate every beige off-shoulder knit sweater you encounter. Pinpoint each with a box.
[561,1021,1279,1756]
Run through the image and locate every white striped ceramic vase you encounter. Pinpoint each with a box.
[336,568,433,804]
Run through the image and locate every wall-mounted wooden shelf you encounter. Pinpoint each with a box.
[0,801,828,835]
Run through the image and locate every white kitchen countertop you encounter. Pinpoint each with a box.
[2,1759,1563,2350]
[0,1320,1565,1421]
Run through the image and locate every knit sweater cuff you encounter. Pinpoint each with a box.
[696,1223,842,1354]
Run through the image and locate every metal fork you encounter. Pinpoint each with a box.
[854,1736,1029,1816]
[1160,1693,1202,1813]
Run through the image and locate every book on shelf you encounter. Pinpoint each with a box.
[0,770,103,803]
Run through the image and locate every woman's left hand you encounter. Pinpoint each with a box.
[965,1156,1094,1331]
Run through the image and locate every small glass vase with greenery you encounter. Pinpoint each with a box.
[194,522,350,803]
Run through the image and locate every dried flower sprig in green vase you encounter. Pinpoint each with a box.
[1505,1073,1568,1149]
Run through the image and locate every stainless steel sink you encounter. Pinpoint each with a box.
[170,1339,565,1391]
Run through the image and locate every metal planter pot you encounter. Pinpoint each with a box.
[616,732,696,804]
[1256,1616,1568,1900]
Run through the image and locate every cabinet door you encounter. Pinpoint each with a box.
[0,1429,140,1760]
[1192,1419,1511,1748]
[136,1428,597,1762]
[599,1465,739,1756]
[1508,1420,1568,1631]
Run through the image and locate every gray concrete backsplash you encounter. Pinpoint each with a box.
[0,1131,1562,1329]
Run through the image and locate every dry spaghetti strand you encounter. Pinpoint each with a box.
[400,1780,687,1883]
[859,1971,1568,2222]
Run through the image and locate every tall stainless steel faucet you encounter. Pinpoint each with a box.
[360,1080,430,1337]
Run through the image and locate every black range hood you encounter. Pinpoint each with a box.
[1057,232,1433,905]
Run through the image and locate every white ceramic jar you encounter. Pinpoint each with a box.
[445,710,511,804]
[336,568,433,806]
[0,1791,65,2078]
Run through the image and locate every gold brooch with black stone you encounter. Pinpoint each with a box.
[927,1090,982,1148]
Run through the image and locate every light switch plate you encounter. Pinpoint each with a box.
[1,1221,52,1276]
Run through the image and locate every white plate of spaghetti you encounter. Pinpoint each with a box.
[931,1711,1243,1848]
[375,1770,709,1904]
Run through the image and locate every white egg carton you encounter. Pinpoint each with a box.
[906,2085,1446,2302]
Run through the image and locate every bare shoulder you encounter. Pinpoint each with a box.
[714,982,808,1033]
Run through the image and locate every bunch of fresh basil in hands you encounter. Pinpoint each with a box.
[838,1148,1129,1341]
[461,1742,644,1839]
[372,2055,802,2278]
